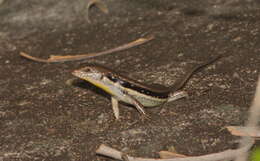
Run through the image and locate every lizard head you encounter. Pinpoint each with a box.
[72,64,117,95]
[72,64,106,81]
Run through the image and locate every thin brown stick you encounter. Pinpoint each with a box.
[158,151,187,159]
[96,140,254,161]
[226,126,260,138]
[20,52,49,63]
[20,36,154,63]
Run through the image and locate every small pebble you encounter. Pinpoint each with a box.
[66,78,77,86]
[233,72,240,79]
[208,83,213,87]
[232,36,241,42]
[219,84,227,89]
[207,24,214,31]
[40,79,52,85]
[177,53,184,57]
[97,113,105,124]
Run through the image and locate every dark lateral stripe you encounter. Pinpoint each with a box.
[106,75,169,99]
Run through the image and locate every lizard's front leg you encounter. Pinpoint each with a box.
[111,97,120,119]
[111,95,146,119]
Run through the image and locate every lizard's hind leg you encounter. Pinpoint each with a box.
[168,91,188,102]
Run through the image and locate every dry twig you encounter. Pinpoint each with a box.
[234,76,260,161]
[96,140,254,161]
[158,151,187,159]
[20,36,154,63]
[226,126,260,138]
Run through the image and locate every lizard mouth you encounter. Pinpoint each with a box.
[72,70,85,79]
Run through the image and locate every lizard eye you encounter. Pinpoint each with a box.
[83,67,91,72]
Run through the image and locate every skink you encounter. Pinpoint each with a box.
[72,56,221,119]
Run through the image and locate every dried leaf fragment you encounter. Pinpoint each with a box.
[159,151,187,159]
[86,0,109,23]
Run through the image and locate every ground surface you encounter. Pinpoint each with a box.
[0,0,260,160]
